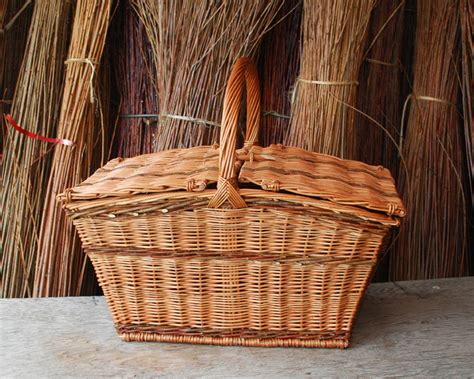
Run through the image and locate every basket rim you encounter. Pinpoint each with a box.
[62,188,400,226]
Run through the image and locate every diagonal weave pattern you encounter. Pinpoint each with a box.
[207,177,246,209]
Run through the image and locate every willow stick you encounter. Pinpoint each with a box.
[285,0,376,158]
[259,0,302,146]
[354,0,405,175]
[460,0,473,215]
[116,3,158,157]
[0,0,33,147]
[132,0,283,151]
[35,0,111,297]
[1,0,71,298]
[391,0,468,280]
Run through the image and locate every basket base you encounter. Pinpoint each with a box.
[117,326,350,348]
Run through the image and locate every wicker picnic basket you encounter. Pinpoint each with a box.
[60,57,405,348]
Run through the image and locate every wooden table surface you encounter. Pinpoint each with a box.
[1,277,473,378]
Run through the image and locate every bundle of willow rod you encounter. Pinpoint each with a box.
[35,0,111,297]
[1,0,71,298]
[132,0,283,151]
[460,0,474,272]
[0,0,33,145]
[79,40,113,297]
[390,0,469,280]
[116,4,158,157]
[354,0,405,174]
[355,1,408,283]
[259,0,302,146]
[0,0,32,278]
[460,0,473,216]
[285,0,376,157]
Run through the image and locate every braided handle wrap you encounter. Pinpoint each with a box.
[208,57,261,209]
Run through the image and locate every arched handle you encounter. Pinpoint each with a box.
[208,57,261,209]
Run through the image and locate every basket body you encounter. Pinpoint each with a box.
[74,199,390,348]
[62,58,404,348]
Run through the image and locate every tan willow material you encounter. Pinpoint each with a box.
[60,58,405,348]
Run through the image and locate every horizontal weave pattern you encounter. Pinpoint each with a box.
[76,202,387,347]
[74,206,388,258]
[63,190,400,226]
[90,247,375,348]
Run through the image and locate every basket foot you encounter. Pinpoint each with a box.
[117,327,350,348]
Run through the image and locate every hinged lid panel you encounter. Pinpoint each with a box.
[239,145,406,217]
[61,146,219,201]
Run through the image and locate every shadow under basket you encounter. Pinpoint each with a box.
[60,58,405,348]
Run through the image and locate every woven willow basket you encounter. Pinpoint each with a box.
[60,57,405,348]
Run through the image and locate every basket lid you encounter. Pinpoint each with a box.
[59,145,221,201]
[62,143,405,218]
[238,144,406,217]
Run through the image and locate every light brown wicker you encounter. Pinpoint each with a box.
[60,57,405,348]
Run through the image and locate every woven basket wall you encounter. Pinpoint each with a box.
[61,58,405,348]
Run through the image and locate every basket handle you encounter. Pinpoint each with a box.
[208,57,261,209]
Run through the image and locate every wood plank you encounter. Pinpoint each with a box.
[1,277,473,377]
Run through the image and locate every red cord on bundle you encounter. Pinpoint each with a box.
[5,114,74,146]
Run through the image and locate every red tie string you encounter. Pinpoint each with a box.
[5,114,74,146]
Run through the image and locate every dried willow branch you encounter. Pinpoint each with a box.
[116,4,158,158]
[35,0,111,297]
[350,0,408,282]
[0,0,33,146]
[259,0,302,146]
[285,0,376,158]
[1,0,71,298]
[391,0,469,280]
[131,0,283,151]
[460,0,473,209]
[354,0,406,176]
